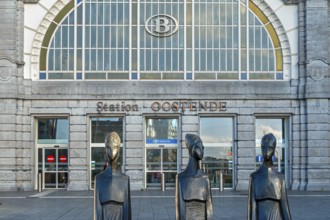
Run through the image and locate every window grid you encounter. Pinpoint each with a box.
[139,1,185,77]
[45,0,280,81]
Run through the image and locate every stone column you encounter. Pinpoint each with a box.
[304,0,330,190]
[236,101,255,190]
[125,114,144,190]
[67,102,88,190]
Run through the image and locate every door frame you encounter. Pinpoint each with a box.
[143,115,181,189]
[34,116,70,190]
[41,146,69,189]
[199,115,237,189]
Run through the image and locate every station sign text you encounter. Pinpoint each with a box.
[97,101,227,113]
[151,101,227,112]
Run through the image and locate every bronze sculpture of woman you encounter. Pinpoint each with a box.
[176,133,213,220]
[248,133,291,220]
[94,132,131,220]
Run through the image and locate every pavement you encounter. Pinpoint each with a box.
[0,189,330,220]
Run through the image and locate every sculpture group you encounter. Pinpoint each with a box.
[94,132,291,220]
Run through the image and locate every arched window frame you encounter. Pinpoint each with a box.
[35,0,289,81]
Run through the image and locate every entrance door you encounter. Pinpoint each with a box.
[42,148,69,189]
[200,117,234,189]
[145,117,179,188]
[255,118,289,187]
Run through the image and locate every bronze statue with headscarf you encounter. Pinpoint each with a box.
[94,132,131,220]
[248,133,291,220]
[176,133,213,220]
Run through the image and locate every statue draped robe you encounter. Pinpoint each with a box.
[94,168,131,220]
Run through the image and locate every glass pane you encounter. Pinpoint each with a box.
[164,172,176,187]
[38,118,69,144]
[58,172,68,188]
[200,117,234,188]
[146,172,161,187]
[200,118,233,143]
[91,147,106,188]
[58,149,68,171]
[203,146,233,188]
[146,149,161,170]
[146,118,178,144]
[44,149,56,171]
[90,146,124,189]
[44,173,56,188]
[255,119,284,169]
[91,117,123,143]
[163,148,177,171]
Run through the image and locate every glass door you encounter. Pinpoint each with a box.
[42,148,68,189]
[255,118,289,186]
[89,117,124,189]
[200,117,234,189]
[145,118,178,188]
[36,118,69,189]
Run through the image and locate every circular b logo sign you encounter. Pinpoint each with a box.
[145,14,179,37]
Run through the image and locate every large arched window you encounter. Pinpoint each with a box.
[39,0,283,80]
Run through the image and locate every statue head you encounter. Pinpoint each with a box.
[261,133,276,161]
[185,134,204,161]
[105,132,121,164]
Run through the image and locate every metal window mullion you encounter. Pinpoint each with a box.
[103,2,105,72]
[183,0,186,78]
[116,2,118,71]
[129,0,132,78]
[238,2,241,80]
[55,149,58,188]
[198,2,200,72]
[158,3,160,72]
[246,0,249,79]
[59,26,62,71]
[82,2,86,79]
[212,3,214,73]
[74,2,77,79]
[96,4,99,73]
[191,0,195,78]
[232,3,234,72]
[170,3,173,72]
[42,148,45,189]
[137,2,140,77]
[225,3,228,72]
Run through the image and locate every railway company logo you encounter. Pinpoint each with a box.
[145,14,179,37]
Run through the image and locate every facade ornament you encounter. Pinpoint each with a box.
[306,58,329,82]
[0,57,24,81]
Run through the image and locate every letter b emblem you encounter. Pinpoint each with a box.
[154,17,170,34]
[145,14,179,37]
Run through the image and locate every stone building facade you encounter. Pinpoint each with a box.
[0,0,329,191]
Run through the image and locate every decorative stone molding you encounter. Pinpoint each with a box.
[251,0,292,79]
[281,0,298,5]
[30,0,72,80]
[306,58,329,81]
[23,0,39,3]
[0,57,23,81]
